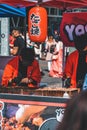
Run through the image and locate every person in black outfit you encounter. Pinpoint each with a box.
[11,28,26,56]
[64,33,87,90]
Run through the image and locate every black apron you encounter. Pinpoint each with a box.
[76,51,87,89]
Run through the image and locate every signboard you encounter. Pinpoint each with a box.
[60,12,87,47]
[0,94,68,129]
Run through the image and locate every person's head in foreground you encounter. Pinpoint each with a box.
[73,33,87,53]
[56,90,87,130]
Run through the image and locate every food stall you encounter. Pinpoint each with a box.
[0,0,86,129]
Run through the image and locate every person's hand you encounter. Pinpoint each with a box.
[77,80,84,88]
[21,78,29,84]
[32,117,44,126]
[21,78,37,85]
[9,74,22,85]
[53,51,58,55]
[65,78,71,88]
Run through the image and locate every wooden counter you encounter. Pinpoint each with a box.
[0,86,80,97]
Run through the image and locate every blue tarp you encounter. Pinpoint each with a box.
[0,4,26,17]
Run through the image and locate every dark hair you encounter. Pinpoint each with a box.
[20,48,35,61]
[57,90,87,130]
[73,33,87,51]
[12,27,21,33]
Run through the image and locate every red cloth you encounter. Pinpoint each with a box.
[9,35,15,47]
[1,56,41,88]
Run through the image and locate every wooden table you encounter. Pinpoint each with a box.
[0,86,80,97]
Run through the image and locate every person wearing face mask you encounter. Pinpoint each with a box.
[1,48,41,88]
[64,33,87,90]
